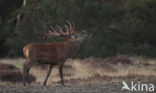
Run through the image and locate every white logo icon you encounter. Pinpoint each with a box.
[121,81,154,92]
[122,81,130,91]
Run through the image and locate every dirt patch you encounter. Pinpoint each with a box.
[82,56,131,65]
[55,74,156,84]
[0,63,19,70]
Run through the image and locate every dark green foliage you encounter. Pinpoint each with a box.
[0,0,23,23]
[0,24,9,57]
[0,0,156,58]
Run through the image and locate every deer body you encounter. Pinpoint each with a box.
[23,38,77,65]
[23,21,87,86]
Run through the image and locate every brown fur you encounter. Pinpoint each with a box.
[23,38,78,86]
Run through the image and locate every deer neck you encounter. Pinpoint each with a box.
[64,38,77,49]
[63,38,80,58]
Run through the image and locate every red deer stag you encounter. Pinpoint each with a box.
[23,21,87,86]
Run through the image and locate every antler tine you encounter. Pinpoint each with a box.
[45,27,52,34]
[55,25,65,35]
[66,20,72,32]
[65,20,75,34]
[64,25,69,34]
[48,26,59,35]
[43,20,75,38]
[43,25,62,37]
[49,26,57,33]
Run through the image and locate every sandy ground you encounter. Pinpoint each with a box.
[0,81,156,93]
[0,83,128,93]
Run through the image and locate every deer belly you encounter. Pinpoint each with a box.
[38,57,58,65]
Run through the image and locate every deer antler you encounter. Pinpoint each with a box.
[43,20,75,38]
[65,20,75,34]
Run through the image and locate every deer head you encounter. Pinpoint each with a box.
[44,20,87,44]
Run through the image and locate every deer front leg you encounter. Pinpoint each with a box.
[43,65,53,86]
[59,64,64,86]
[23,66,27,86]
[23,63,33,86]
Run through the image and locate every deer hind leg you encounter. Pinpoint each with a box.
[23,61,34,86]
[59,64,64,86]
[43,65,53,86]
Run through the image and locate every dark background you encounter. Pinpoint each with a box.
[0,0,156,58]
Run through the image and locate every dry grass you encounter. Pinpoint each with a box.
[0,56,156,85]
[0,58,24,68]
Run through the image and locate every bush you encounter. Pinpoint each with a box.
[1,0,156,58]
